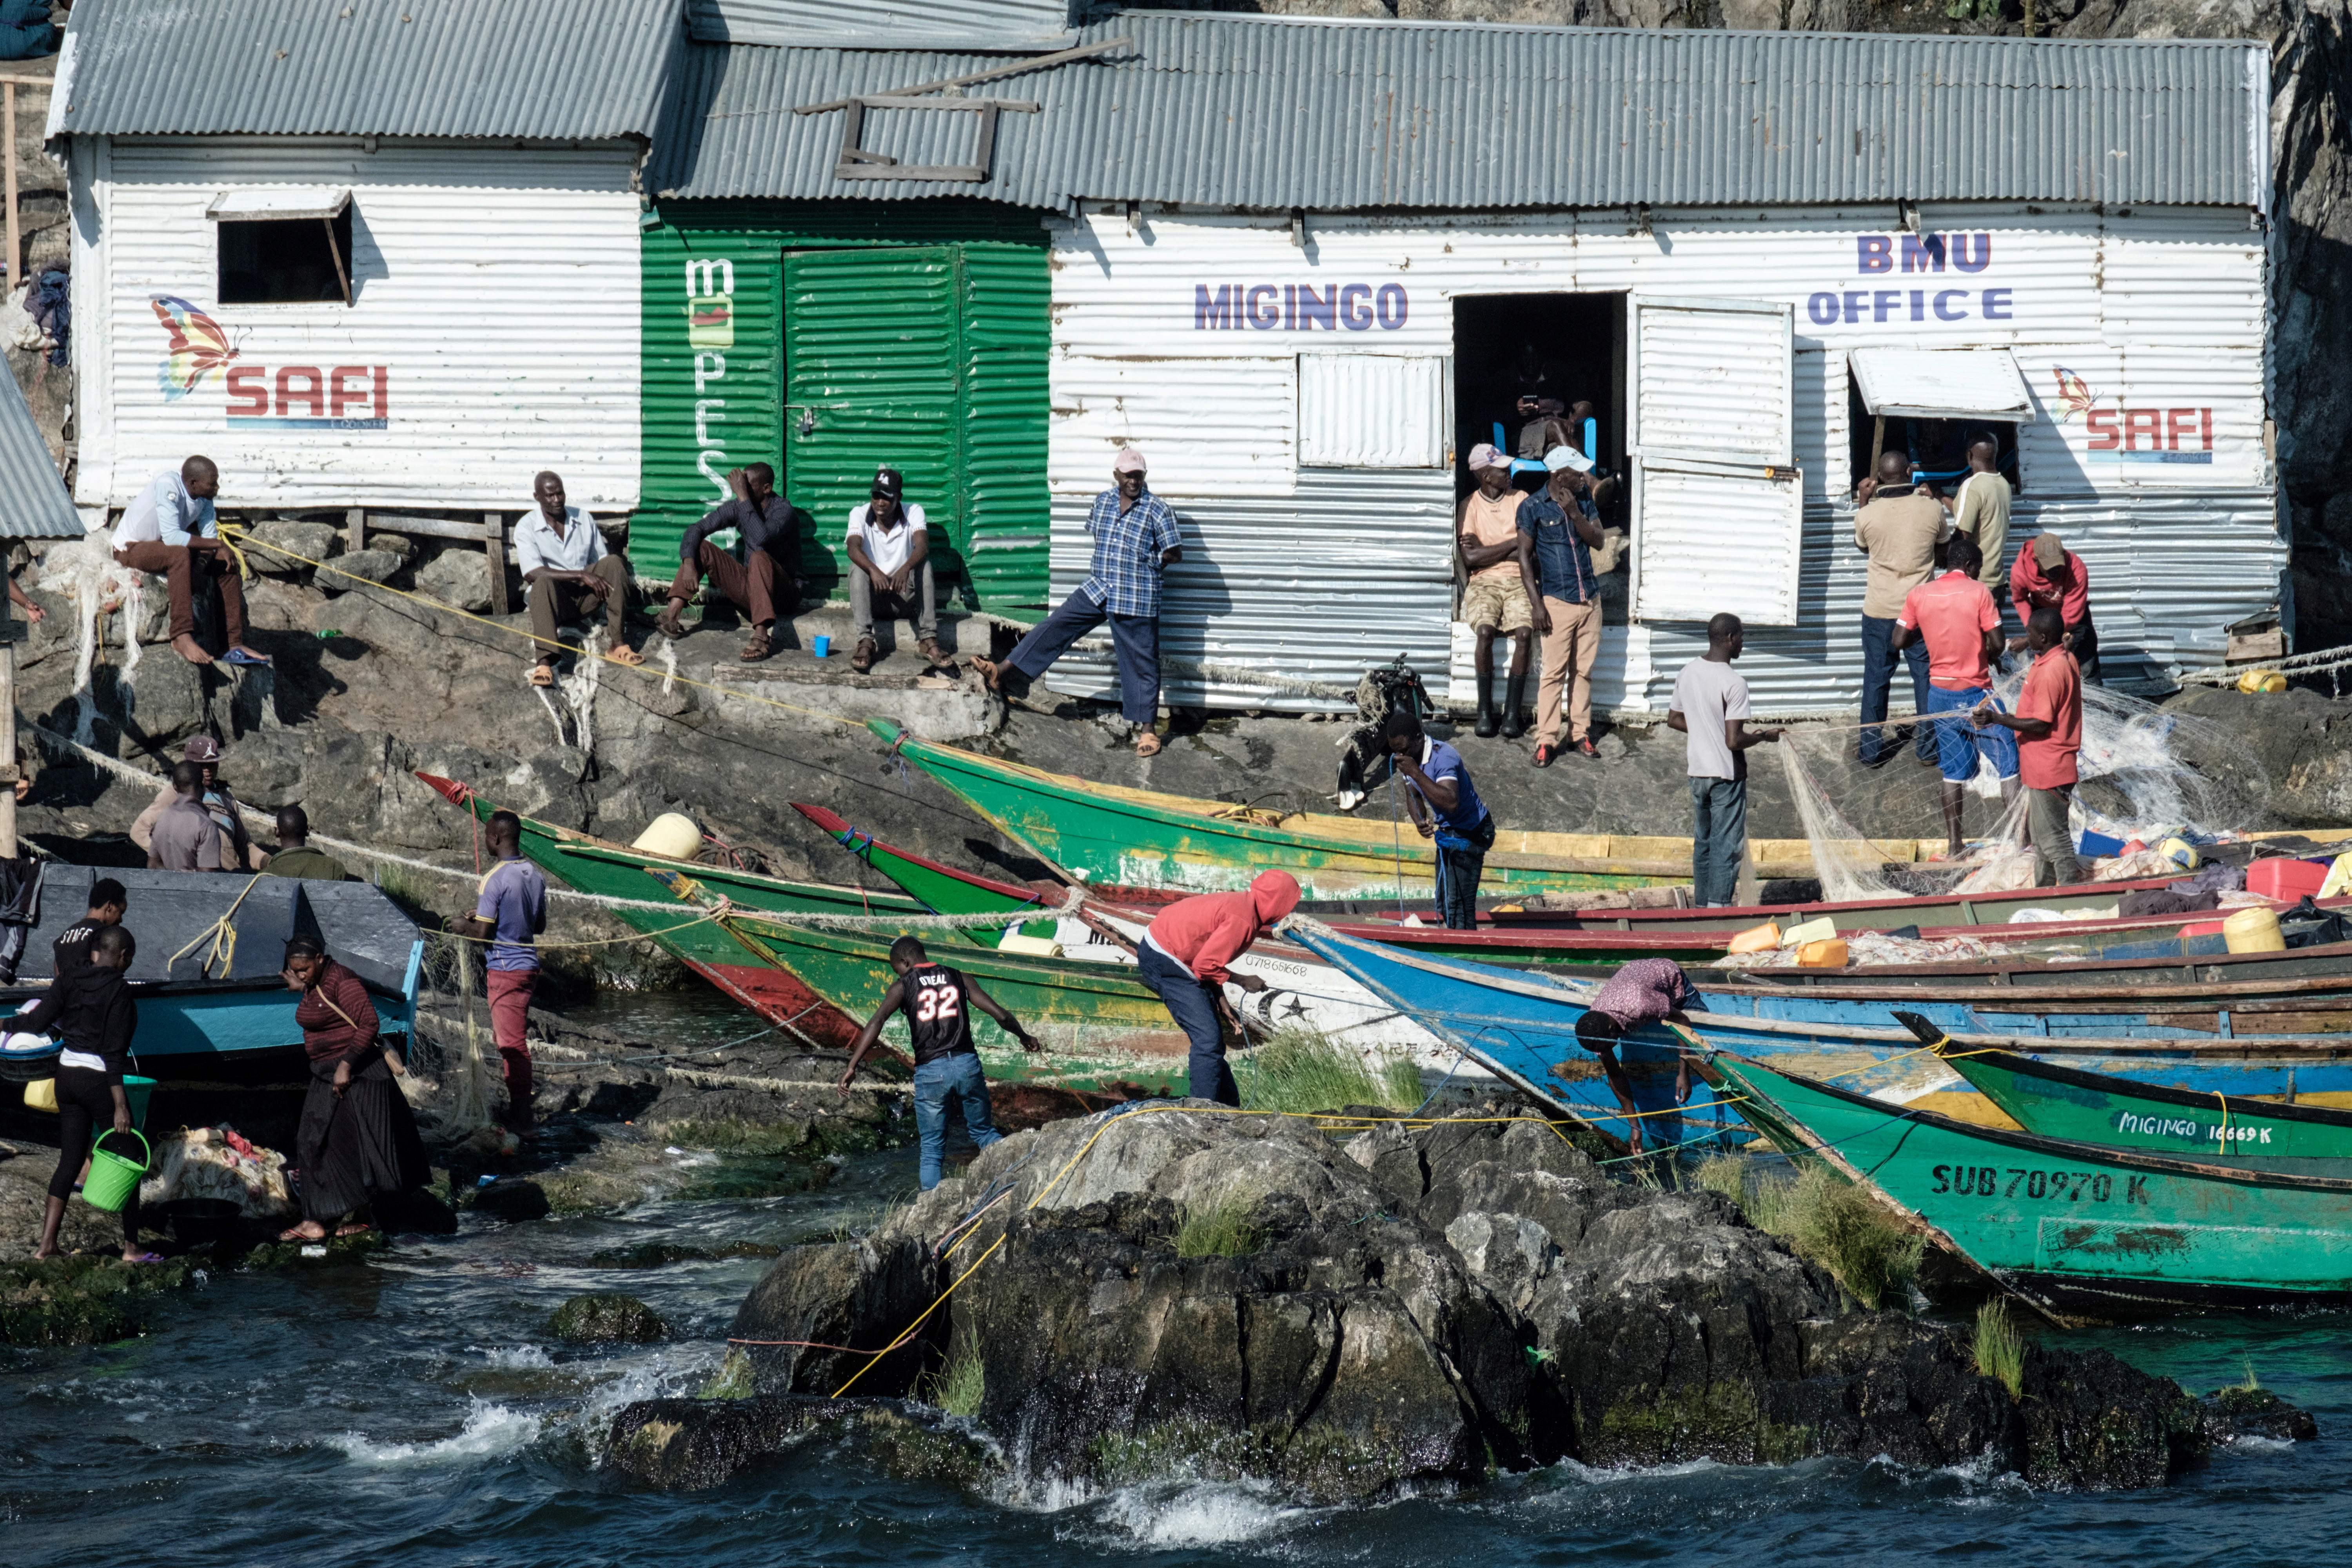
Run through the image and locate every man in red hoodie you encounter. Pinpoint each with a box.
[1135,869,1303,1105]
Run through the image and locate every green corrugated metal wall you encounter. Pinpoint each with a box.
[639,202,1051,612]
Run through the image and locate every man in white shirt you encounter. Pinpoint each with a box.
[111,455,269,668]
[844,467,949,674]
[1667,614,1781,907]
[515,470,643,686]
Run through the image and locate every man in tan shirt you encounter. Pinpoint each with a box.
[1943,436,2011,590]
[1852,448,1951,768]
[1457,443,1533,737]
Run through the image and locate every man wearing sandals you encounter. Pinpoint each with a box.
[845,466,953,674]
[971,447,1181,758]
[110,455,272,669]
[655,463,801,662]
[516,471,644,686]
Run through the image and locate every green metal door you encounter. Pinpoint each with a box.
[782,247,961,595]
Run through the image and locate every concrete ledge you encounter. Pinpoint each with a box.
[706,664,1003,740]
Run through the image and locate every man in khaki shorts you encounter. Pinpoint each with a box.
[1458,443,1533,737]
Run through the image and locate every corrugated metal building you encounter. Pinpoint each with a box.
[51,0,681,516]
[656,9,2283,711]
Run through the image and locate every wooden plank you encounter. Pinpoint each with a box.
[485,512,509,616]
[346,506,366,553]
[363,511,496,542]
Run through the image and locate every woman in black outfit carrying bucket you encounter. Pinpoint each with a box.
[26,924,154,1262]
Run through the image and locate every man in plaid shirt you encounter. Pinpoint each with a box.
[973,447,1183,757]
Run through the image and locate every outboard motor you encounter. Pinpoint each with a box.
[1336,654,1435,811]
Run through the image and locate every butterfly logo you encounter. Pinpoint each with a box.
[2051,367,2096,423]
[150,296,240,400]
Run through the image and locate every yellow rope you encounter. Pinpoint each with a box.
[167,872,267,978]
[221,524,877,735]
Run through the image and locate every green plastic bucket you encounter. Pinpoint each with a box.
[123,1076,155,1129]
[83,1128,150,1213]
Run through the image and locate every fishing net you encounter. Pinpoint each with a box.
[401,930,503,1138]
[1770,663,2274,903]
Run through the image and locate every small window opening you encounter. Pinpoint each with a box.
[1846,382,2020,502]
[218,207,354,306]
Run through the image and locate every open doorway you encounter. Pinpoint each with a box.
[1847,386,2022,499]
[1451,292,1630,605]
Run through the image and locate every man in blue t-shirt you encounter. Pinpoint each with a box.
[456,810,548,1134]
[1383,706,1495,929]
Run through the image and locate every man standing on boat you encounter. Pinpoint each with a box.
[1383,706,1496,929]
[1668,615,1779,908]
[971,448,1182,758]
[1891,535,2019,858]
[454,810,547,1138]
[1134,869,1302,1105]
[837,936,1042,1190]
[1974,606,2086,887]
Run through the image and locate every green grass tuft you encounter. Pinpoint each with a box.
[1174,1194,1262,1259]
[1973,1299,2027,1399]
[1740,1164,1924,1311]
[924,1328,985,1417]
[2231,1356,2261,1394]
[1238,1027,1424,1115]
[1694,1154,1749,1207]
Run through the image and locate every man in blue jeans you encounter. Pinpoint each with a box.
[1852,450,1950,768]
[837,936,1043,1189]
[1892,534,2020,856]
[1668,615,1782,906]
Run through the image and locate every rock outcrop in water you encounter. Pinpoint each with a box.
[605,1104,2304,1501]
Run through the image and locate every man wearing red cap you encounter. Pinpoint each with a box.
[972,448,1181,758]
[1135,870,1302,1104]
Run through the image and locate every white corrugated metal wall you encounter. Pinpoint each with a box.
[1043,203,2281,715]
[74,139,643,512]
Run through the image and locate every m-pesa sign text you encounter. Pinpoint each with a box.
[151,295,390,430]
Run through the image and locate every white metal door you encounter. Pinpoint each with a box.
[1627,297,1802,626]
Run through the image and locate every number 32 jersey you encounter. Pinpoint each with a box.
[900,964,976,1065]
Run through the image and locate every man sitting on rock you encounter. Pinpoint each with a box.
[516,470,645,687]
[655,463,800,663]
[845,467,953,675]
[131,734,266,871]
[110,454,270,669]
[837,935,1042,1190]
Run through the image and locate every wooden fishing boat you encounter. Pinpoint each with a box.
[418,772,942,1049]
[0,867,421,1144]
[869,719,1955,901]
[1283,918,2352,1147]
[796,804,2352,1041]
[1926,1027,2352,1164]
[1701,1050,2352,1315]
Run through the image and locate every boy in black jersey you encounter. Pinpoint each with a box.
[839,936,1043,1190]
[51,878,130,982]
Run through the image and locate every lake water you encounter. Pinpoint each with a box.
[7,993,2348,1567]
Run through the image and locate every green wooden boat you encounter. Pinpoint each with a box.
[870,719,1920,901]
[1704,1050,2352,1316]
[1938,1039,2352,1168]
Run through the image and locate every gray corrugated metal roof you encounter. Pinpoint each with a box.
[687,0,1077,52]
[51,0,681,142]
[652,13,2264,211]
[0,371,84,541]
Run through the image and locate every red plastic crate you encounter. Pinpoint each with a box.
[2180,920,2227,939]
[2246,858,2332,903]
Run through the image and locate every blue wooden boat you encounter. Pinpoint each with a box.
[0,867,422,1139]
[1283,919,2352,1153]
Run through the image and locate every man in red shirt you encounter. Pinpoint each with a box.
[1975,606,2086,887]
[1134,870,1302,1105]
[1892,536,2018,855]
[2009,531,2098,683]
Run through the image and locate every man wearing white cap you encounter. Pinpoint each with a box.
[1457,443,1533,738]
[972,447,1182,757]
[1517,445,1608,764]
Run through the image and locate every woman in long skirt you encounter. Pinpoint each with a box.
[279,935,429,1242]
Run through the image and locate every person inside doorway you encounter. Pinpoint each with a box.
[1459,443,1534,738]
[971,448,1182,758]
[1852,449,1949,768]
[657,463,800,663]
[845,467,951,675]
[517,471,644,686]
[111,455,269,669]
[1892,535,2019,857]
[1518,445,1606,765]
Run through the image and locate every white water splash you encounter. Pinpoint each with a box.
[330,1400,543,1465]
[476,1345,555,1370]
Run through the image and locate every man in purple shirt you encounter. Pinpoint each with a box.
[1572,958,1699,1153]
[456,810,547,1135]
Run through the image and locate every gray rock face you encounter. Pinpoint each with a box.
[242,521,340,579]
[414,547,494,613]
[327,549,407,590]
